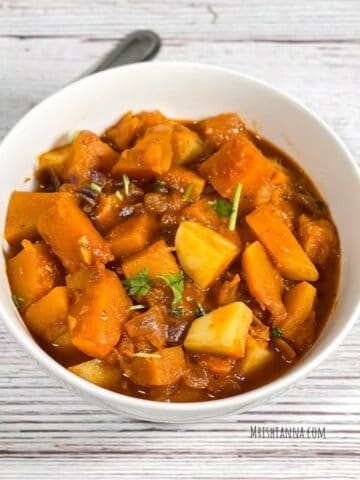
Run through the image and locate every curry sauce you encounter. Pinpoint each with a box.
[5,111,340,402]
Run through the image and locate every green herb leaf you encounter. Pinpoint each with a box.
[170,307,184,318]
[158,272,184,306]
[12,294,24,308]
[90,182,102,194]
[154,179,169,193]
[229,183,242,231]
[123,174,130,196]
[123,268,152,297]
[115,190,124,201]
[183,183,194,201]
[270,327,282,338]
[71,130,79,143]
[209,198,233,218]
[195,301,206,317]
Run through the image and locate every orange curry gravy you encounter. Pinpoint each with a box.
[5,111,340,402]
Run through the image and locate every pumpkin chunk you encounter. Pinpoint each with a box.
[161,165,205,200]
[122,239,179,280]
[181,197,241,246]
[199,133,275,200]
[184,302,253,358]
[125,306,166,349]
[105,110,166,150]
[37,195,113,272]
[68,269,132,358]
[112,125,172,178]
[197,113,246,148]
[5,191,71,245]
[107,212,158,259]
[25,286,69,343]
[278,281,316,342]
[175,221,240,288]
[242,241,287,322]
[92,193,124,233]
[130,346,186,386]
[38,143,72,176]
[63,130,118,183]
[69,359,122,390]
[298,214,337,267]
[246,204,319,281]
[7,240,63,312]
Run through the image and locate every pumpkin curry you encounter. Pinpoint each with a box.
[4,110,340,401]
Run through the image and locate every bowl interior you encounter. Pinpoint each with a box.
[0,62,359,419]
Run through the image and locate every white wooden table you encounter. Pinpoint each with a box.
[1,1,359,478]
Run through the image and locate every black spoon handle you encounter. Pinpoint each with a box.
[88,30,161,75]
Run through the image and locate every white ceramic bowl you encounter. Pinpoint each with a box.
[1,62,359,422]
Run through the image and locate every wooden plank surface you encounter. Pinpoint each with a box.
[1,1,359,478]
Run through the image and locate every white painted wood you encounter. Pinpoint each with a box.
[0,1,359,478]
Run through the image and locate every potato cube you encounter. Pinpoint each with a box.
[50,330,86,365]
[122,239,179,280]
[130,346,186,386]
[238,335,276,376]
[184,302,253,358]
[107,213,158,259]
[246,204,319,281]
[69,359,122,390]
[68,269,132,358]
[175,221,240,288]
[37,195,113,272]
[5,191,71,245]
[171,123,203,164]
[25,286,68,343]
[112,125,172,178]
[7,240,63,312]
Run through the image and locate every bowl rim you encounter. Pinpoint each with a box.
[1,61,360,414]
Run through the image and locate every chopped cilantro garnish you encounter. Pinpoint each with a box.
[270,327,282,338]
[195,301,206,317]
[209,198,233,217]
[12,294,24,308]
[122,174,130,196]
[90,182,102,193]
[123,268,151,297]
[154,179,169,193]
[158,272,184,306]
[183,183,194,201]
[115,190,124,201]
[71,130,79,143]
[170,307,184,318]
[229,183,242,231]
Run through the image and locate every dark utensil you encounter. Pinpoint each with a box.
[84,30,161,77]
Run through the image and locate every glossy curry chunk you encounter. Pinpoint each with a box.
[5,109,340,403]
